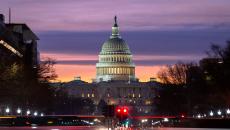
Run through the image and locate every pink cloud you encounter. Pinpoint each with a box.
[1,0,230,31]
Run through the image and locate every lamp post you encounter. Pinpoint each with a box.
[217,110,222,118]
[197,114,201,119]
[226,109,230,114]
[40,113,44,117]
[5,107,10,115]
[17,108,22,116]
[34,111,38,116]
[210,111,214,117]
[26,110,31,116]
[226,109,230,118]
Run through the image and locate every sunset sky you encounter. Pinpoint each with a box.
[1,0,230,82]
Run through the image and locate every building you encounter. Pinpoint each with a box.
[96,16,136,82]
[58,17,160,115]
[0,14,23,64]
[0,14,39,69]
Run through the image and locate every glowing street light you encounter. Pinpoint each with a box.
[217,110,222,115]
[210,111,214,116]
[40,113,44,117]
[5,107,10,113]
[26,110,31,115]
[34,111,38,116]
[226,109,230,114]
[197,114,201,118]
[17,108,21,114]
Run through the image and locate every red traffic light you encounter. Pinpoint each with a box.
[116,106,128,115]
[123,108,127,113]
[117,108,121,113]
[115,106,129,121]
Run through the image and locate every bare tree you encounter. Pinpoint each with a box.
[157,62,194,85]
[206,44,224,59]
[37,57,57,82]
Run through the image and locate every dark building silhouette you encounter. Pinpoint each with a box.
[0,14,39,69]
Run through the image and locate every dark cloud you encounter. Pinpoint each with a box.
[38,29,230,56]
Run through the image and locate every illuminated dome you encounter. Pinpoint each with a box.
[101,38,131,54]
[96,16,136,82]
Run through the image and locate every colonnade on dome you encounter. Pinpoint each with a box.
[99,54,132,63]
[96,67,135,75]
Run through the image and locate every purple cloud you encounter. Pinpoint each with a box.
[1,0,230,31]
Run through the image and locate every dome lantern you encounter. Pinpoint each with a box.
[111,16,120,38]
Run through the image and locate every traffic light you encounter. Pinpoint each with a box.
[115,106,129,121]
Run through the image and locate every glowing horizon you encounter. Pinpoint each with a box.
[41,52,203,82]
[52,64,162,83]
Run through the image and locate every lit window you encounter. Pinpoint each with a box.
[132,93,135,98]
[145,100,151,105]
[81,93,84,97]
[0,40,23,57]
[92,93,95,97]
[138,94,141,98]
[87,93,90,97]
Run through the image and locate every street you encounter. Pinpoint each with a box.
[0,126,107,130]
[0,127,229,130]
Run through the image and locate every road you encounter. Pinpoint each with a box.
[0,127,229,130]
[0,126,108,130]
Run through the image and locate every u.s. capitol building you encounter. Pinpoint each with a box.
[56,17,160,115]
[96,16,136,82]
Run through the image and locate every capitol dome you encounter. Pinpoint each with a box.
[96,16,136,83]
[101,38,131,55]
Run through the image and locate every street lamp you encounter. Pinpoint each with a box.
[17,108,21,115]
[226,109,230,114]
[217,110,222,116]
[197,114,201,118]
[210,111,214,116]
[26,110,31,115]
[40,113,44,117]
[34,111,38,116]
[5,107,10,114]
